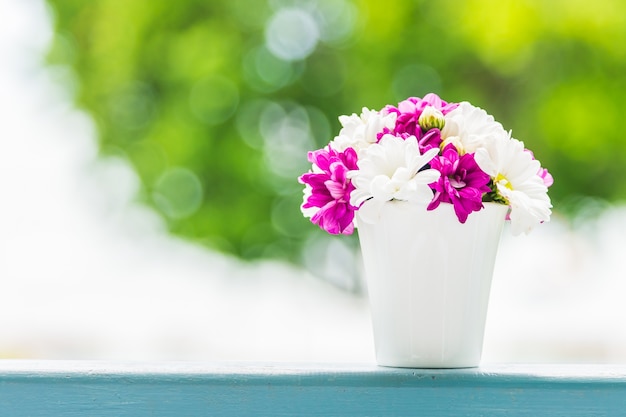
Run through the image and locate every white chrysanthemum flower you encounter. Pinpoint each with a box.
[329,107,396,154]
[349,134,440,224]
[441,102,507,154]
[474,136,552,235]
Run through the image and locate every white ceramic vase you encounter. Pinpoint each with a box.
[356,200,508,368]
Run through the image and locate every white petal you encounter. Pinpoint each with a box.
[370,175,394,201]
[394,180,434,203]
[474,147,497,177]
[442,102,506,153]
[506,185,552,235]
[414,168,441,184]
[356,198,385,224]
[350,187,372,207]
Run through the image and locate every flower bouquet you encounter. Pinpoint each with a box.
[299,93,552,236]
[298,93,553,368]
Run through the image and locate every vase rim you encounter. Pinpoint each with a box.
[382,199,508,213]
[356,199,509,225]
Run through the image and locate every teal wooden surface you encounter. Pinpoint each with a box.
[1,361,626,416]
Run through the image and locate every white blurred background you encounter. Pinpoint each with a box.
[1,0,625,363]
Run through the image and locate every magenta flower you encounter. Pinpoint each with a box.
[416,128,443,152]
[427,144,491,223]
[298,146,359,235]
[383,93,458,150]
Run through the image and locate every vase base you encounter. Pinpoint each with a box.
[375,355,482,369]
[376,362,480,369]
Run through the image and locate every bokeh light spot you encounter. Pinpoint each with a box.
[313,0,358,45]
[242,45,297,93]
[259,101,315,179]
[271,196,305,238]
[265,7,320,61]
[152,167,204,219]
[108,81,156,131]
[255,45,295,87]
[236,99,271,150]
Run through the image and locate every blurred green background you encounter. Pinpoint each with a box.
[45,0,626,271]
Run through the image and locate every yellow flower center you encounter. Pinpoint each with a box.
[440,137,466,155]
[495,173,513,191]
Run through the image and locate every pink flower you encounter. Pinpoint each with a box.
[382,93,458,150]
[525,149,554,188]
[298,146,358,235]
[427,144,491,223]
[538,167,554,188]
